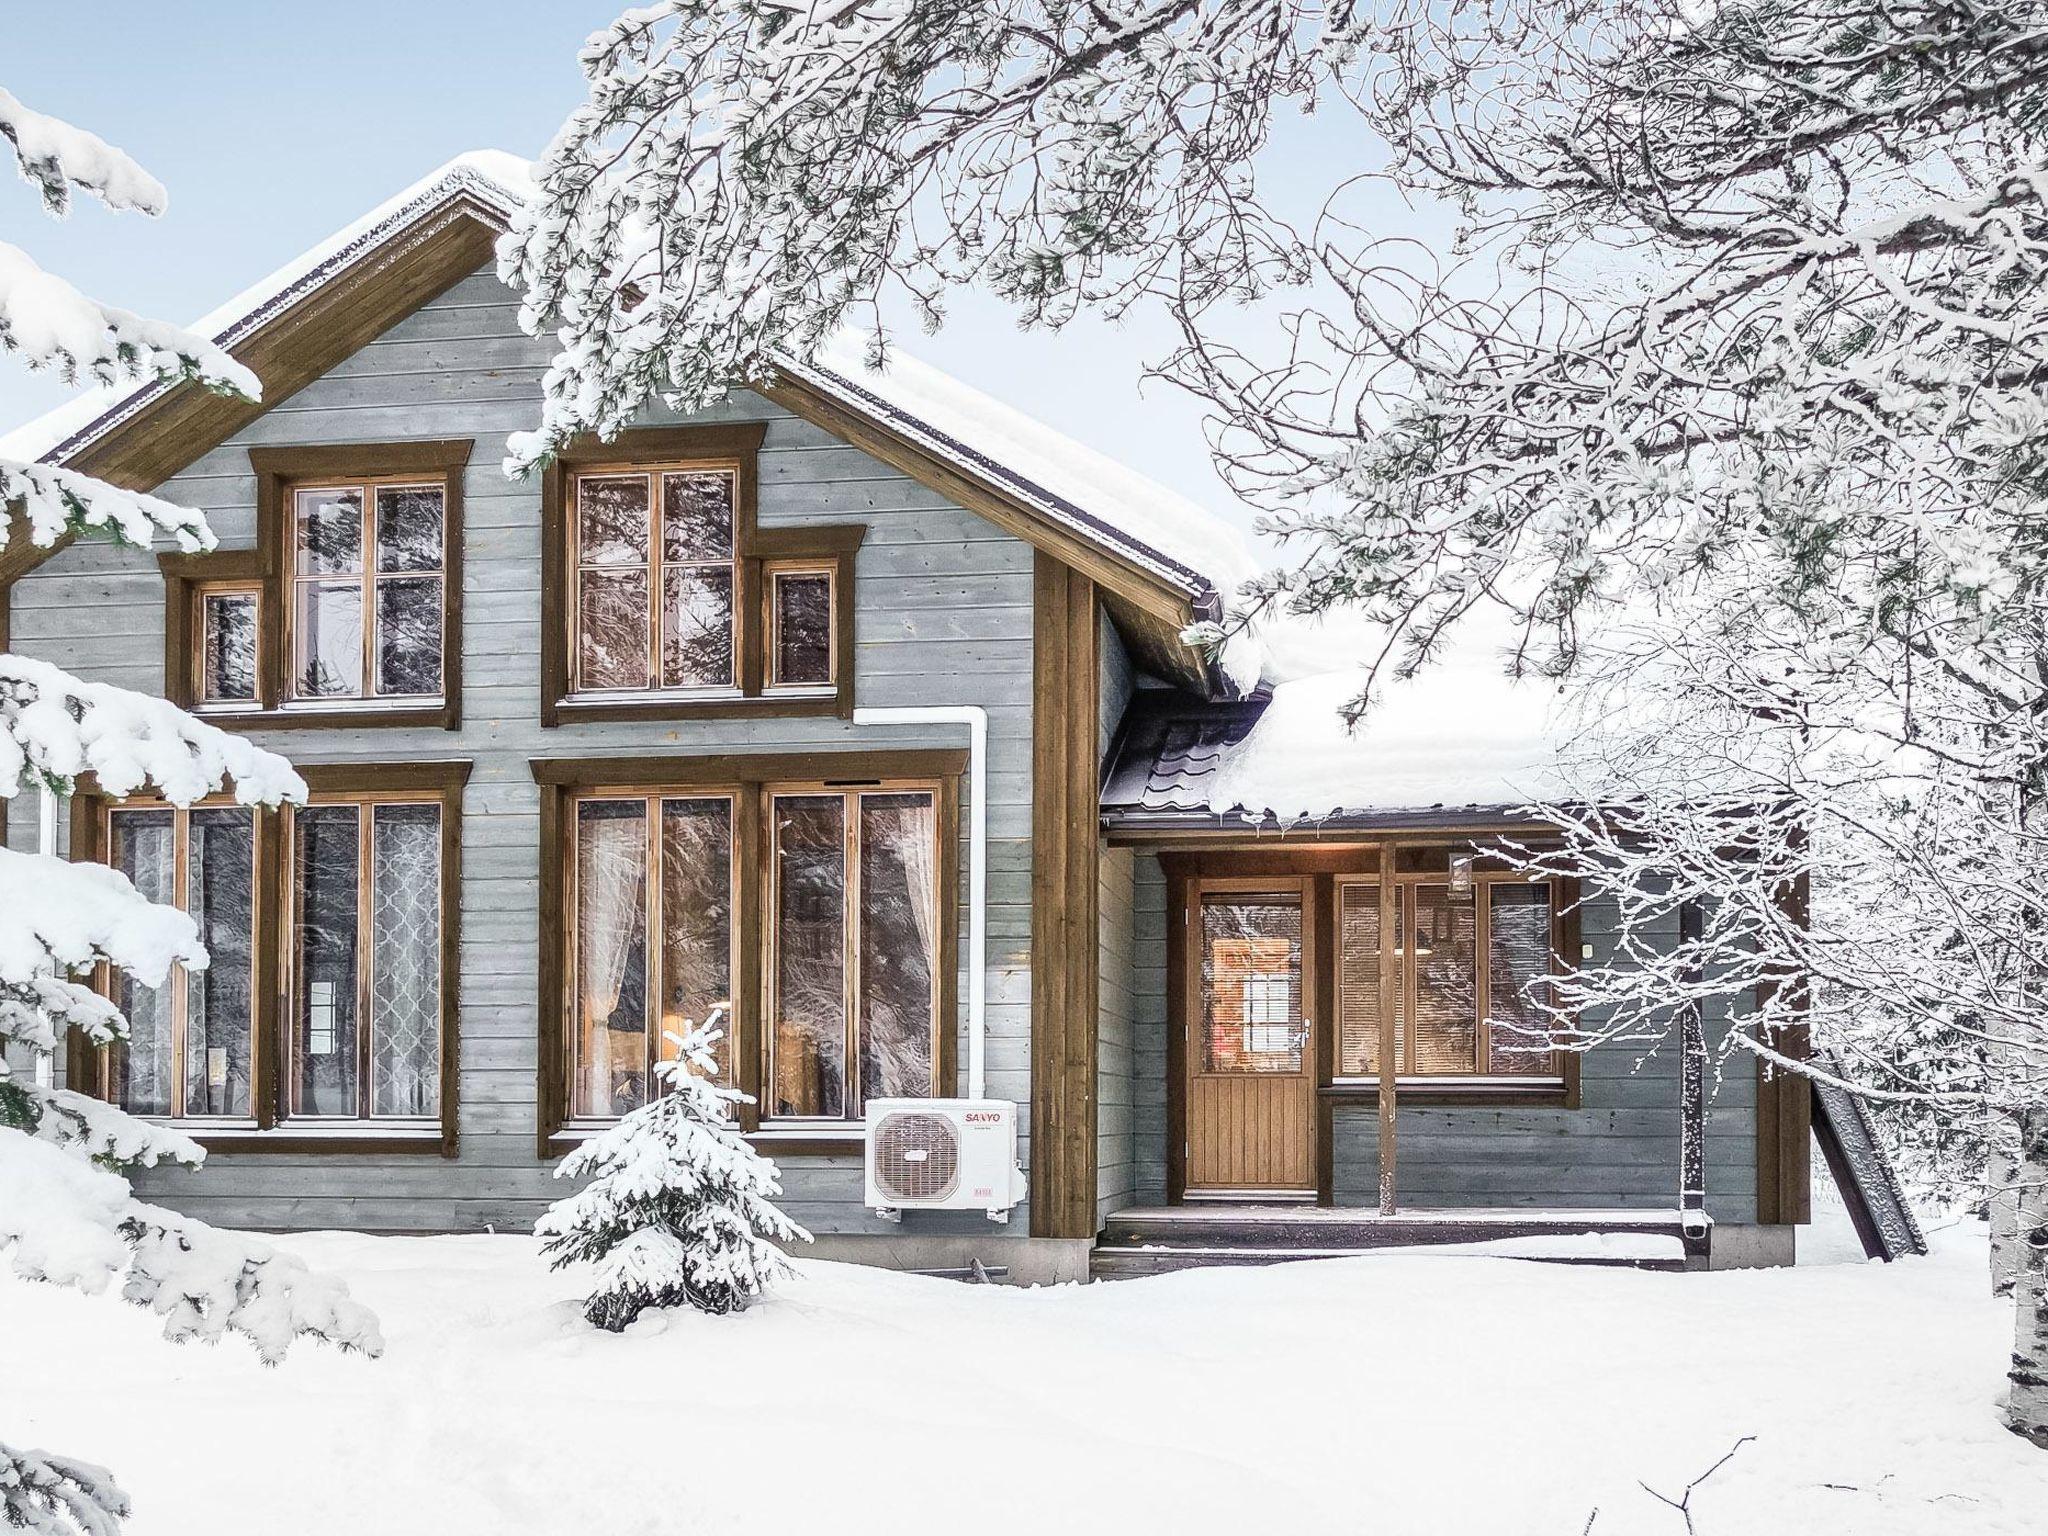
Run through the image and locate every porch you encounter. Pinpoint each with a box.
[1090,1204,1705,1279]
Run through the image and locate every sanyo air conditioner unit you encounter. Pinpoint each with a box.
[865,1099,1027,1222]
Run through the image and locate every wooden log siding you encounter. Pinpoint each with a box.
[1031,552,1101,1240]
[4,261,1040,1237]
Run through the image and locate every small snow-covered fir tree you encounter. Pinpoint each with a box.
[537,1013,808,1328]
[0,82,381,1535]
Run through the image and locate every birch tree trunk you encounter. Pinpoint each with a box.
[1991,1129,2023,1298]
[2008,1108,2048,1448]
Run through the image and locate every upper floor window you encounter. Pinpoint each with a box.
[571,465,738,693]
[538,423,862,726]
[290,478,447,703]
[158,439,471,731]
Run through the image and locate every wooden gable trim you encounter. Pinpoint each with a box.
[758,370,1219,693]
[0,205,501,590]
[1030,550,1103,1239]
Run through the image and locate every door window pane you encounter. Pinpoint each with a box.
[859,793,938,1103]
[374,485,443,573]
[183,809,255,1118]
[200,591,259,704]
[375,577,443,696]
[294,487,363,574]
[575,800,649,1116]
[108,809,176,1116]
[294,580,364,697]
[661,471,734,562]
[1409,885,1478,1073]
[660,565,735,688]
[660,798,734,1083]
[370,805,441,1117]
[772,572,833,686]
[1200,896,1303,1073]
[1487,883,1556,1075]
[770,795,846,1117]
[294,806,361,1116]
[577,475,650,565]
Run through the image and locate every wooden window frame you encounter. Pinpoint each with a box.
[1331,869,1573,1090]
[533,750,963,1157]
[68,761,469,1154]
[85,799,267,1124]
[761,553,850,704]
[538,424,864,725]
[1161,843,1583,1115]
[159,440,472,731]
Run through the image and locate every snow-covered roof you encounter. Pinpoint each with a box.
[1,148,1257,637]
[1104,619,1575,823]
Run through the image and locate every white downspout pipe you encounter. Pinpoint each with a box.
[851,705,988,1100]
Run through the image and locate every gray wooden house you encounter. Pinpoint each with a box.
[0,154,1816,1282]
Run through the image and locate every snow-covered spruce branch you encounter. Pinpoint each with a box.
[0,84,165,217]
[0,1440,128,1536]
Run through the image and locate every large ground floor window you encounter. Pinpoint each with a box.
[80,763,467,1150]
[538,751,962,1145]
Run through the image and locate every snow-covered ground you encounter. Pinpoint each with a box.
[4,1221,2043,1535]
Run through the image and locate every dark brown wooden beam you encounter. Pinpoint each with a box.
[1030,551,1102,1239]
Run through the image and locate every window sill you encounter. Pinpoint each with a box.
[158,1124,454,1156]
[187,700,456,732]
[547,689,848,725]
[1322,1078,1576,1108]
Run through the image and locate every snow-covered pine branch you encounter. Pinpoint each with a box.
[0,85,166,217]
[537,1015,807,1326]
[0,1439,128,1536]
[0,456,216,558]
[0,70,367,1531]
[0,240,257,403]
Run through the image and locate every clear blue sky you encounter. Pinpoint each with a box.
[2,1,1310,547]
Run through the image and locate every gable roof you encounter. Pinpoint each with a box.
[2,151,1260,692]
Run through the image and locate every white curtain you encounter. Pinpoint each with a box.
[576,810,645,1114]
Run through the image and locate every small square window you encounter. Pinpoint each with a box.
[768,567,834,688]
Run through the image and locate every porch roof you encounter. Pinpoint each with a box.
[1101,657,1575,835]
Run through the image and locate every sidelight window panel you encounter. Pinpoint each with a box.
[287,479,445,705]
[770,795,847,1117]
[660,798,737,1083]
[183,810,257,1118]
[858,794,939,1104]
[106,805,258,1120]
[1487,883,1557,1075]
[290,799,445,1121]
[369,805,442,1116]
[573,800,651,1116]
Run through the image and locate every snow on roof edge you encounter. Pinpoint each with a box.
[0,149,1262,662]
[0,150,532,466]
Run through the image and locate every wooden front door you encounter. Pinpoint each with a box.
[1182,879,1316,1195]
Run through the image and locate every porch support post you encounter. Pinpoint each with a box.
[1377,842,1398,1215]
[1029,552,1102,1240]
[1678,897,1709,1242]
